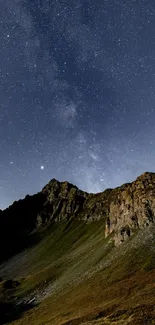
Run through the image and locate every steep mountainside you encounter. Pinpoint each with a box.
[37,178,88,224]
[0,172,155,259]
[0,172,155,325]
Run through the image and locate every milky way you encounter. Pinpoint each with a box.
[0,0,155,208]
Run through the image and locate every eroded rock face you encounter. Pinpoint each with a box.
[37,179,88,225]
[0,172,155,254]
[75,172,155,245]
[104,172,155,245]
[78,189,112,222]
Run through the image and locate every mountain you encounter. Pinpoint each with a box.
[0,172,155,325]
[0,171,155,259]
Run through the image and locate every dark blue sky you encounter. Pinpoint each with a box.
[1,0,155,208]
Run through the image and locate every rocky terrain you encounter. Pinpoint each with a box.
[0,172,155,325]
[1,171,155,254]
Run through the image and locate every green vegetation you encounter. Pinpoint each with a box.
[1,173,155,324]
[0,220,155,325]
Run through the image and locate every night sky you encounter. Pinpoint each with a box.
[1,0,155,209]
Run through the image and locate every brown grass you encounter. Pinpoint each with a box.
[0,221,155,325]
[8,268,155,325]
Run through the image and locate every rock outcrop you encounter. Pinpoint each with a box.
[79,172,155,245]
[0,172,155,259]
[104,172,155,244]
[37,179,88,225]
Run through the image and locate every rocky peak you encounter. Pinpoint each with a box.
[104,172,155,245]
[40,173,155,245]
[42,178,60,192]
[42,179,81,198]
[37,179,88,225]
[134,171,155,185]
[0,172,155,262]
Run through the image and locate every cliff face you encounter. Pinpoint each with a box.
[104,172,155,244]
[37,179,88,225]
[0,180,89,261]
[80,172,155,245]
[0,172,155,257]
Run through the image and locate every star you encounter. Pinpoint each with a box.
[1,0,155,209]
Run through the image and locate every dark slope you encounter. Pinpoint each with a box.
[0,219,155,325]
[1,172,155,263]
[0,192,45,262]
[0,179,88,262]
[0,173,155,324]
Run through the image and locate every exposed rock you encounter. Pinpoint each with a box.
[79,189,112,221]
[104,172,155,244]
[0,180,88,261]
[0,172,155,258]
[38,179,88,224]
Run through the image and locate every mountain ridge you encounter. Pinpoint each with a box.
[0,171,155,262]
[0,172,155,325]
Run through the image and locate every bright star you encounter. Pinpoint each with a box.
[40,166,44,170]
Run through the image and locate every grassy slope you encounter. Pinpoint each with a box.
[0,221,155,325]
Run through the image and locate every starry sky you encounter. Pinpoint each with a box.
[1,0,155,209]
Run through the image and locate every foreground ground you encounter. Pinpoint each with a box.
[0,221,155,325]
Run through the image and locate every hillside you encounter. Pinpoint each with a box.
[0,172,155,324]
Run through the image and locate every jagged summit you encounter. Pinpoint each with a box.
[1,172,155,325]
[42,178,83,194]
[0,171,155,263]
[1,171,155,324]
[135,171,155,181]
